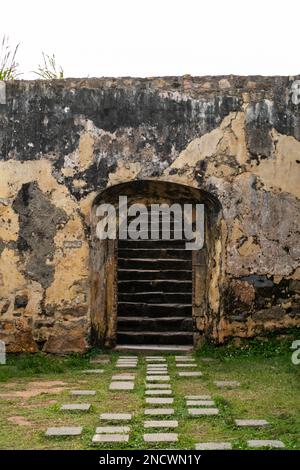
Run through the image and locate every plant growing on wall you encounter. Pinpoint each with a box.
[33,52,64,79]
[0,35,20,80]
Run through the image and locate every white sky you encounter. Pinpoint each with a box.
[2,0,300,79]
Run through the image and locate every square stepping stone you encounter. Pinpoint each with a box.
[95,426,130,433]
[195,442,232,450]
[109,381,134,390]
[70,390,96,396]
[146,397,174,404]
[92,434,129,443]
[185,395,211,400]
[146,376,170,381]
[146,383,171,389]
[45,426,83,436]
[188,408,219,416]
[143,433,178,442]
[247,440,284,448]
[61,404,91,411]
[186,400,215,407]
[178,372,202,377]
[82,369,104,374]
[144,408,174,416]
[144,420,178,429]
[145,390,172,396]
[100,413,132,421]
[235,419,268,427]
[214,380,240,388]
[112,374,135,380]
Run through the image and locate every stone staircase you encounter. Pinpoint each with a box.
[117,236,193,349]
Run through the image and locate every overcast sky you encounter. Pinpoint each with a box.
[2,0,300,79]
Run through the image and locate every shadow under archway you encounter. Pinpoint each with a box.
[90,180,223,349]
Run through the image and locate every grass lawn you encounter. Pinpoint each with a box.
[0,336,299,450]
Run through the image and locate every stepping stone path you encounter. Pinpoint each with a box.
[145,390,172,395]
[235,419,269,427]
[146,397,174,404]
[112,374,135,380]
[184,393,220,417]
[214,380,240,388]
[146,376,170,381]
[144,408,174,416]
[116,356,138,369]
[185,395,211,400]
[143,357,178,442]
[143,433,178,443]
[144,420,178,429]
[61,404,91,411]
[247,439,284,448]
[93,413,132,443]
[195,442,232,450]
[176,364,197,368]
[188,408,219,416]
[109,381,134,390]
[109,357,138,391]
[186,400,215,406]
[46,427,83,436]
[93,434,129,443]
[146,383,171,389]
[178,371,202,377]
[96,426,130,433]
[46,352,280,450]
[100,413,132,421]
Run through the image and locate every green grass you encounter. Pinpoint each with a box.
[0,343,299,450]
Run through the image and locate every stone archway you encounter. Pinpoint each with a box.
[90,180,223,348]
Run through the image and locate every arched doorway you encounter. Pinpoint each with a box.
[90,180,222,349]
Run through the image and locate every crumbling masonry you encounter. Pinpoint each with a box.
[0,76,299,352]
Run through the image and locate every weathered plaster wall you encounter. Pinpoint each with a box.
[0,76,299,352]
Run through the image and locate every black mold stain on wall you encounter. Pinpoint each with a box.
[12,182,67,288]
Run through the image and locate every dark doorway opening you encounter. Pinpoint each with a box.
[117,209,193,347]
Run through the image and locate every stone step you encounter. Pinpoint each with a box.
[117,330,193,345]
[118,302,192,317]
[118,269,192,281]
[118,258,192,270]
[118,292,192,304]
[118,239,187,249]
[117,316,193,331]
[115,344,193,353]
[118,279,192,294]
[118,248,192,260]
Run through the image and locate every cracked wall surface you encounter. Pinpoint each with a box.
[0,76,299,352]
